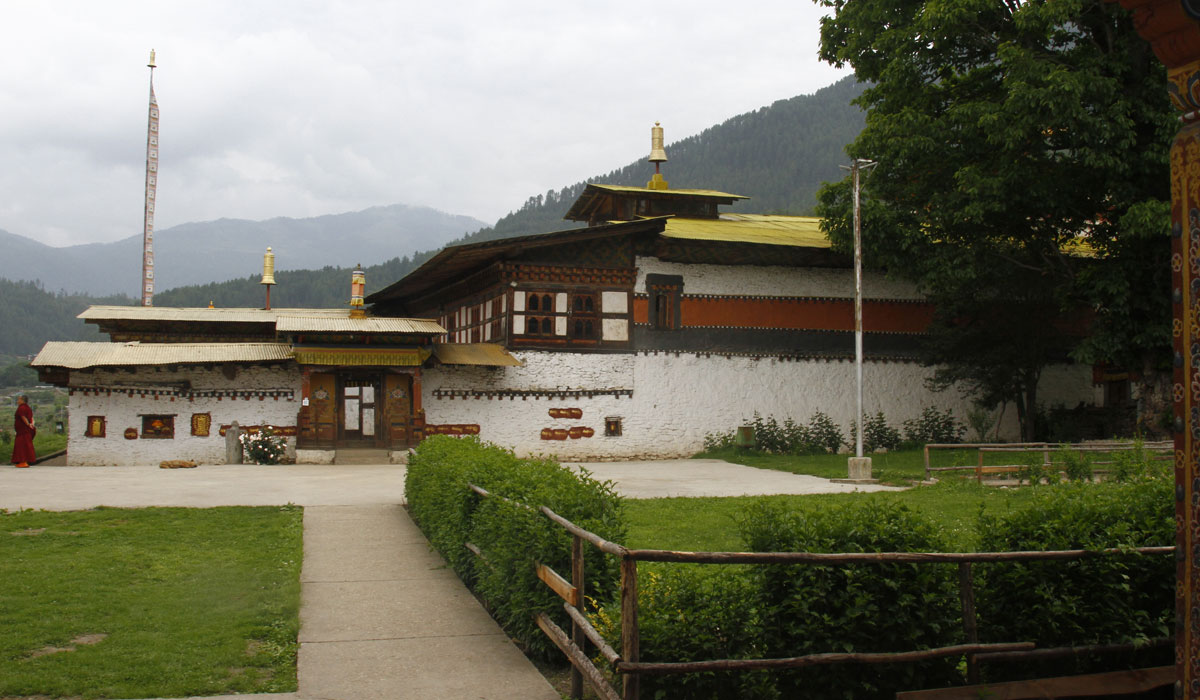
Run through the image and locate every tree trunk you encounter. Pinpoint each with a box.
[1135,362,1172,439]
[1021,369,1041,442]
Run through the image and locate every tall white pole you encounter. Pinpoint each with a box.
[840,158,875,460]
[141,50,159,307]
[853,162,864,458]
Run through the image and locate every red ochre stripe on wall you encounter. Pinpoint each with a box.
[632,296,934,333]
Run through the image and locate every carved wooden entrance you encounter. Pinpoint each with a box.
[339,374,380,446]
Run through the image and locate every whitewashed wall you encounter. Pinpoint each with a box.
[66,365,301,466]
[635,257,925,300]
[422,351,1096,460]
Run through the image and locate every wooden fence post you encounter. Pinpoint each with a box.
[958,562,980,685]
[571,534,585,699]
[621,557,640,700]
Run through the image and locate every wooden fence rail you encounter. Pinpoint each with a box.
[922,440,1173,482]
[462,481,1174,700]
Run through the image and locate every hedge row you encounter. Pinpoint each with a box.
[404,435,626,658]
[593,480,1174,700]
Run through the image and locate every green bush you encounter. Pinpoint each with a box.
[903,407,967,445]
[738,499,961,698]
[240,426,288,464]
[1109,439,1169,483]
[592,566,779,700]
[850,411,902,452]
[704,411,845,456]
[975,480,1174,682]
[404,435,625,658]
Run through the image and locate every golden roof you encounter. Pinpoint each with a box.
[78,306,346,323]
[659,214,829,248]
[32,342,294,369]
[432,343,524,367]
[585,183,747,199]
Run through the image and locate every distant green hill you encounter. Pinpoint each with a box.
[151,76,866,309]
[0,279,133,355]
[3,76,866,340]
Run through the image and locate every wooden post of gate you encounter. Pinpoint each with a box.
[571,534,585,700]
[958,562,980,685]
[621,557,640,700]
[1112,3,1200,696]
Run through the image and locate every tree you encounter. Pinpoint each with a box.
[814,0,1175,439]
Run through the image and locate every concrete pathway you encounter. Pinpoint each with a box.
[297,504,558,700]
[566,458,904,498]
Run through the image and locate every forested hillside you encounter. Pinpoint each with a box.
[151,76,865,309]
[468,75,866,244]
[2,76,866,345]
[154,254,435,308]
[0,279,133,355]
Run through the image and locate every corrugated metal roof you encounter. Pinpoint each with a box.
[432,343,524,367]
[78,306,347,323]
[32,341,294,369]
[660,214,830,248]
[276,315,445,334]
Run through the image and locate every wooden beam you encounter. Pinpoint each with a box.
[537,563,578,607]
[894,665,1174,700]
[535,612,622,700]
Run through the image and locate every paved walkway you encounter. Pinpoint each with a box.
[566,458,903,498]
[0,458,896,698]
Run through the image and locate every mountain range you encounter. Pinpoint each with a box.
[0,75,867,355]
[0,204,488,297]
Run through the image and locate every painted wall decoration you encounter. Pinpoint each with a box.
[219,424,298,437]
[190,413,211,437]
[549,407,583,419]
[140,415,175,439]
[84,416,106,438]
[540,426,593,440]
[124,428,138,440]
[426,424,480,436]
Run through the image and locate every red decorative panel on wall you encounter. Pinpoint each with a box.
[678,297,934,333]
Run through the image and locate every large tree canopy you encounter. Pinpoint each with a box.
[815,0,1175,438]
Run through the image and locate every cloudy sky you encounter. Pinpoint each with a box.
[0,1,850,248]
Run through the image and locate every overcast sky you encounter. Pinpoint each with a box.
[0,1,850,248]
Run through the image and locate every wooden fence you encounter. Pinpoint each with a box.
[922,440,1173,482]
[463,482,1174,700]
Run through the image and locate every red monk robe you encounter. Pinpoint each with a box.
[11,398,35,467]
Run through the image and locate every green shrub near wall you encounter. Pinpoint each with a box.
[404,436,625,658]
[739,500,961,698]
[975,479,1174,682]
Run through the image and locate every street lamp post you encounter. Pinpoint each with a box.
[839,158,877,479]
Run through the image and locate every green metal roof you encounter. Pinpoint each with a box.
[659,214,829,248]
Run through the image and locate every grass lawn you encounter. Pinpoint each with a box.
[0,506,302,699]
[698,445,982,484]
[624,479,1038,552]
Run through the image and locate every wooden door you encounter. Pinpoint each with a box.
[310,372,336,444]
[383,373,412,447]
[340,376,380,445]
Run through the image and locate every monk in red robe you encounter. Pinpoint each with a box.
[11,394,35,468]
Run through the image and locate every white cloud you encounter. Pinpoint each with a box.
[0,0,849,247]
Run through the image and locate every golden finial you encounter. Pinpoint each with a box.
[350,264,366,317]
[260,247,276,286]
[647,121,669,190]
[649,122,667,163]
[148,49,156,69]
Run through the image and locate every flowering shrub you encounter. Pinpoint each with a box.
[241,426,287,465]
